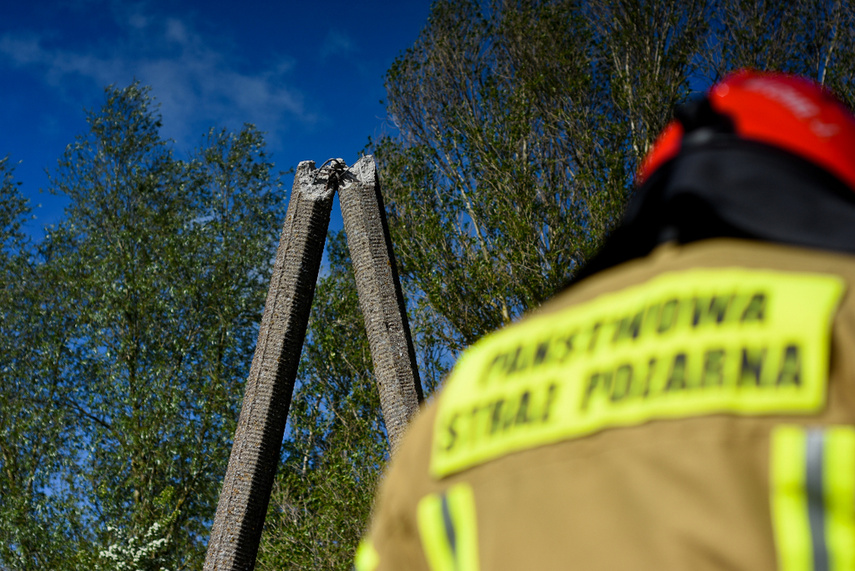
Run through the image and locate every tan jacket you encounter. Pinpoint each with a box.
[357,239,855,571]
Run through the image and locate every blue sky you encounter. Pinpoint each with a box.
[1,0,432,238]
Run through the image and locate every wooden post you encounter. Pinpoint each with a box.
[339,155,423,453]
[204,160,335,571]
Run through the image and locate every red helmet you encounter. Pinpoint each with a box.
[638,70,855,192]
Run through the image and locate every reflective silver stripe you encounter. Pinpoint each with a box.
[806,429,828,571]
[440,493,457,565]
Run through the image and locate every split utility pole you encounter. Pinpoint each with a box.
[340,156,423,453]
[204,160,335,571]
[204,156,423,570]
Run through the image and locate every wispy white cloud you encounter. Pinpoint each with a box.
[0,33,126,86]
[320,30,356,61]
[0,3,316,150]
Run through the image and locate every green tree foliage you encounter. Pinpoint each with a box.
[709,0,855,105]
[374,0,855,356]
[0,83,285,570]
[0,157,91,569]
[375,0,712,354]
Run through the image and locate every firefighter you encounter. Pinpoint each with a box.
[356,70,855,570]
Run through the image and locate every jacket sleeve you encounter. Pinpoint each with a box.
[355,404,440,571]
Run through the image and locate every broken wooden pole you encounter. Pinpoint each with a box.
[339,155,423,454]
[204,160,335,571]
